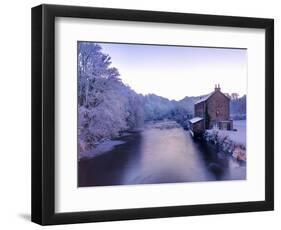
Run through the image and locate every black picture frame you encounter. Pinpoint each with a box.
[31,4,274,225]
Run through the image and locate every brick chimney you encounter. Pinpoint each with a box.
[215,84,221,92]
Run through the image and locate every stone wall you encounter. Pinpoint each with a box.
[195,102,204,118]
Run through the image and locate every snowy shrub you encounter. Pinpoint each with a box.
[204,130,246,161]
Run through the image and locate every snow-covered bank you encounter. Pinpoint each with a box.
[145,120,181,129]
[204,120,246,161]
[79,139,126,160]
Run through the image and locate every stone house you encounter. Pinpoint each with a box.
[189,85,233,136]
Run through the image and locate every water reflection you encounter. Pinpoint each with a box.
[78,121,246,187]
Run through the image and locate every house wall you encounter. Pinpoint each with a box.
[194,102,204,118]
[190,119,205,136]
[193,120,205,134]
[206,91,230,128]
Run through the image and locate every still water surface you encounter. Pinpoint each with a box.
[78,121,246,187]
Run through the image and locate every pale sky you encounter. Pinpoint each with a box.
[99,42,247,100]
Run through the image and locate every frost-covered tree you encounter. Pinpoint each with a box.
[78,42,120,107]
[78,42,144,153]
[143,94,176,121]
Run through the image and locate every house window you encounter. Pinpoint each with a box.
[216,110,220,117]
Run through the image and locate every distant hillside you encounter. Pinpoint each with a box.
[143,95,201,129]
[177,95,206,114]
[143,94,176,121]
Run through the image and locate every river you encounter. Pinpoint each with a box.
[78,121,246,187]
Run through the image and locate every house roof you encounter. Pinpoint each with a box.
[194,92,214,105]
[194,90,230,105]
[189,117,204,124]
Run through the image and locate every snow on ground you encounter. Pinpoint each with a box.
[216,120,246,146]
[205,120,246,161]
[145,120,181,129]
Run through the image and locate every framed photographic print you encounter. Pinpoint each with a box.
[31,4,274,225]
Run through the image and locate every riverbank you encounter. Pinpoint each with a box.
[203,120,246,162]
[79,130,141,160]
[79,139,126,160]
[144,120,181,129]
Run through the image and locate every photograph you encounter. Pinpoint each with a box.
[77,41,247,187]
[30,4,274,225]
